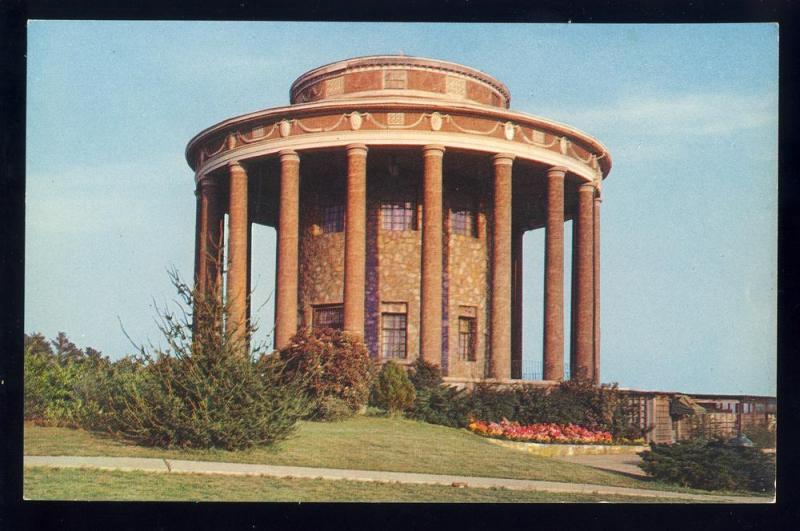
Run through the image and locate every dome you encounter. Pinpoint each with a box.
[289,55,511,109]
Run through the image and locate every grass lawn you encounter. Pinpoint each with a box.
[24,416,769,498]
[26,416,641,487]
[24,467,707,503]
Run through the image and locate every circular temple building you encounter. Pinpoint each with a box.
[186,55,611,383]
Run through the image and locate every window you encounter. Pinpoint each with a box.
[451,208,476,237]
[322,204,344,233]
[458,317,476,361]
[313,305,343,331]
[381,201,416,231]
[381,313,407,359]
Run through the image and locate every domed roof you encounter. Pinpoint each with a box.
[289,55,511,109]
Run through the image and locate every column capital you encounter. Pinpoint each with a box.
[547,166,568,176]
[493,152,516,165]
[228,160,246,172]
[578,181,595,193]
[422,144,446,156]
[346,143,368,155]
[198,175,221,190]
[279,149,300,162]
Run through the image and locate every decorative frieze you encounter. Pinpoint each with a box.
[195,110,606,182]
[387,113,405,127]
[279,120,292,138]
[430,112,443,131]
[350,112,363,130]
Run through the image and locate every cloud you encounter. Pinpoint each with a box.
[561,92,777,137]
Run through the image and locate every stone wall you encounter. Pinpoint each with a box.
[377,221,422,364]
[298,186,345,328]
[297,165,496,378]
[445,206,489,379]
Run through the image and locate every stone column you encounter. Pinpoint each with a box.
[344,144,368,337]
[490,153,514,380]
[421,145,445,366]
[275,150,300,350]
[543,166,567,381]
[571,181,595,381]
[593,189,601,385]
[196,176,224,300]
[227,161,249,346]
[194,183,202,293]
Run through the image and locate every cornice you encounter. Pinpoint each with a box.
[185,97,612,176]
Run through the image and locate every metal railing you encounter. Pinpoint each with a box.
[511,359,570,381]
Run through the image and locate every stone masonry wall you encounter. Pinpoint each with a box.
[297,168,493,375]
[298,193,345,328]
[445,203,489,379]
[376,205,422,364]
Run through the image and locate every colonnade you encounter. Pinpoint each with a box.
[193,144,600,383]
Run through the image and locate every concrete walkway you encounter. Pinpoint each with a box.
[554,453,649,478]
[24,455,771,503]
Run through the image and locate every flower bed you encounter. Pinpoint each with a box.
[468,419,615,445]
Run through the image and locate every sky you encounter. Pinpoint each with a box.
[25,22,778,396]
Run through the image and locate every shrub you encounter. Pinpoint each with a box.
[371,361,416,414]
[279,328,374,420]
[75,354,149,434]
[466,383,519,423]
[638,439,776,493]
[743,423,777,449]
[410,385,471,428]
[516,380,645,440]
[405,359,470,427]
[24,332,111,428]
[402,372,646,439]
[408,358,443,391]
[85,270,311,450]
[314,396,355,422]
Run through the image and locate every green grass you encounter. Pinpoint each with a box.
[24,416,769,498]
[23,467,707,503]
[26,417,641,487]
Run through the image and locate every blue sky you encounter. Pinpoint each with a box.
[25,22,778,395]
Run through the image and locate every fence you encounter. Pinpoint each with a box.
[510,359,570,381]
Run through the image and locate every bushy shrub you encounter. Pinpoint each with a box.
[279,328,374,420]
[371,361,416,414]
[402,367,645,438]
[499,380,644,440]
[73,355,143,433]
[638,439,775,493]
[743,423,777,449]
[407,359,471,427]
[467,383,519,422]
[411,385,471,427]
[315,396,355,422]
[408,358,443,391]
[84,270,311,450]
[24,332,111,428]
